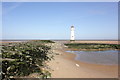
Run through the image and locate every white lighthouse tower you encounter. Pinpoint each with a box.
[70,26,75,40]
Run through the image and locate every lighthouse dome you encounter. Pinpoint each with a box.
[71,26,74,28]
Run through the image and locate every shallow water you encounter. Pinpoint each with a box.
[66,50,119,65]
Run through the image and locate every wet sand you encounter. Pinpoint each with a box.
[48,41,118,78]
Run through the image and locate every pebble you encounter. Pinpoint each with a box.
[76,64,80,67]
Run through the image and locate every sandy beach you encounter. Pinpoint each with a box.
[1,40,119,78]
[48,41,118,78]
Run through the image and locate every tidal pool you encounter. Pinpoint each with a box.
[66,50,119,65]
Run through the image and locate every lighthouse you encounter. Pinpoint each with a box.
[70,26,75,40]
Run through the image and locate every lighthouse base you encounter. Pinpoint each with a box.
[70,40,75,41]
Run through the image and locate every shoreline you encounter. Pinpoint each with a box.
[1,40,119,78]
[48,41,118,78]
[66,48,120,51]
[65,51,118,66]
[49,49,118,78]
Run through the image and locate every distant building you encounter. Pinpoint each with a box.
[70,26,75,40]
